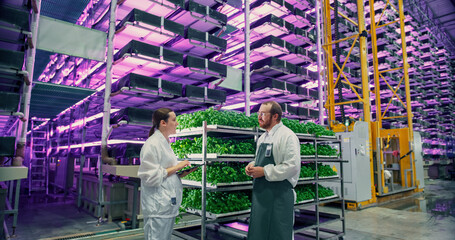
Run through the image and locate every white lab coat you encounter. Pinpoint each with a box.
[138,130,182,219]
[250,122,301,187]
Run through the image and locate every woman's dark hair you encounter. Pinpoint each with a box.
[149,108,173,137]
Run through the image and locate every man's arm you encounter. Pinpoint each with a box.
[263,134,300,181]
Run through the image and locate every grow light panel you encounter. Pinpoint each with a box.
[115,9,184,49]
[169,0,227,32]
[250,0,293,18]
[221,102,259,110]
[171,28,227,57]
[280,27,315,46]
[113,40,183,77]
[285,0,312,12]
[185,55,228,79]
[279,46,315,65]
[228,0,292,28]
[230,35,291,63]
[183,85,226,104]
[118,0,184,19]
[112,73,183,101]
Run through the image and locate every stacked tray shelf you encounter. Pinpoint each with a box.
[171,120,344,240]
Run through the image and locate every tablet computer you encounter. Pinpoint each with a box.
[177,165,200,175]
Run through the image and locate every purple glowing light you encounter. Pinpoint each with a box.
[224,222,249,232]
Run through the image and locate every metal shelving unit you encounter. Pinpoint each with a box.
[173,121,345,239]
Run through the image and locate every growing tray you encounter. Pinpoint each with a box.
[181,179,252,189]
[186,208,251,219]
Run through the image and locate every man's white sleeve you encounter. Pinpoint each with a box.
[263,134,300,181]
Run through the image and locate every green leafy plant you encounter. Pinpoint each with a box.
[177,108,259,129]
[300,143,316,156]
[317,145,338,156]
[171,137,256,159]
[182,189,251,214]
[300,164,317,178]
[176,108,335,137]
[295,184,335,202]
[300,163,337,178]
[182,162,251,185]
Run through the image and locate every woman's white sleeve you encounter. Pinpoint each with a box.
[137,144,167,187]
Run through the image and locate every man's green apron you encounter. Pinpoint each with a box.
[247,143,294,240]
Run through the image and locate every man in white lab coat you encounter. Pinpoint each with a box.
[245,101,301,240]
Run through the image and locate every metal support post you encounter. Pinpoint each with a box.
[16,0,41,157]
[100,0,117,164]
[357,0,376,204]
[131,180,138,229]
[244,0,251,116]
[339,137,345,236]
[323,0,335,127]
[398,0,416,188]
[316,0,325,125]
[97,155,104,223]
[201,121,207,240]
[376,138,383,194]
[368,0,382,128]
[314,138,319,239]
[12,179,21,235]
[78,102,89,208]
[397,0,414,140]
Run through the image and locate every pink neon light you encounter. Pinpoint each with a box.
[224,222,249,232]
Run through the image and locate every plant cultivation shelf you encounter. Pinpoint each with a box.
[182,180,253,189]
[187,153,255,159]
[317,155,339,158]
[319,175,339,180]
[319,194,338,201]
[172,125,258,137]
[295,199,315,205]
[186,208,251,220]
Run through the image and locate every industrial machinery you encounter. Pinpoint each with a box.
[322,0,424,209]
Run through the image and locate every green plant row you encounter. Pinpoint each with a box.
[171,137,256,159]
[177,108,258,129]
[282,119,335,136]
[182,189,251,214]
[182,162,251,185]
[317,145,338,156]
[301,143,316,156]
[176,108,335,136]
[301,143,338,156]
[299,163,337,178]
[300,164,317,178]
[295,184,335,202]
[295,184,316,202]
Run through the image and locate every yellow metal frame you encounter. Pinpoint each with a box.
[322,0,376,205]
[323,0,372,129]
[369,0,417,196]
[322,0,419,205]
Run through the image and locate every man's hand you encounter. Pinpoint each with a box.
[245,164,253,176]
[246,165,265,179]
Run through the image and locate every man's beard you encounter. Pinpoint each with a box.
[259,116,272,129]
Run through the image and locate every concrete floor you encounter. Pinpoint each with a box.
[3,179,455,239]
[4,194,120,240]
[323,179,455,240]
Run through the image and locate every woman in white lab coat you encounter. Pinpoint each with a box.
[138,108,193,240]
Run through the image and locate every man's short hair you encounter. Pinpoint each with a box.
[262,101,282,121]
